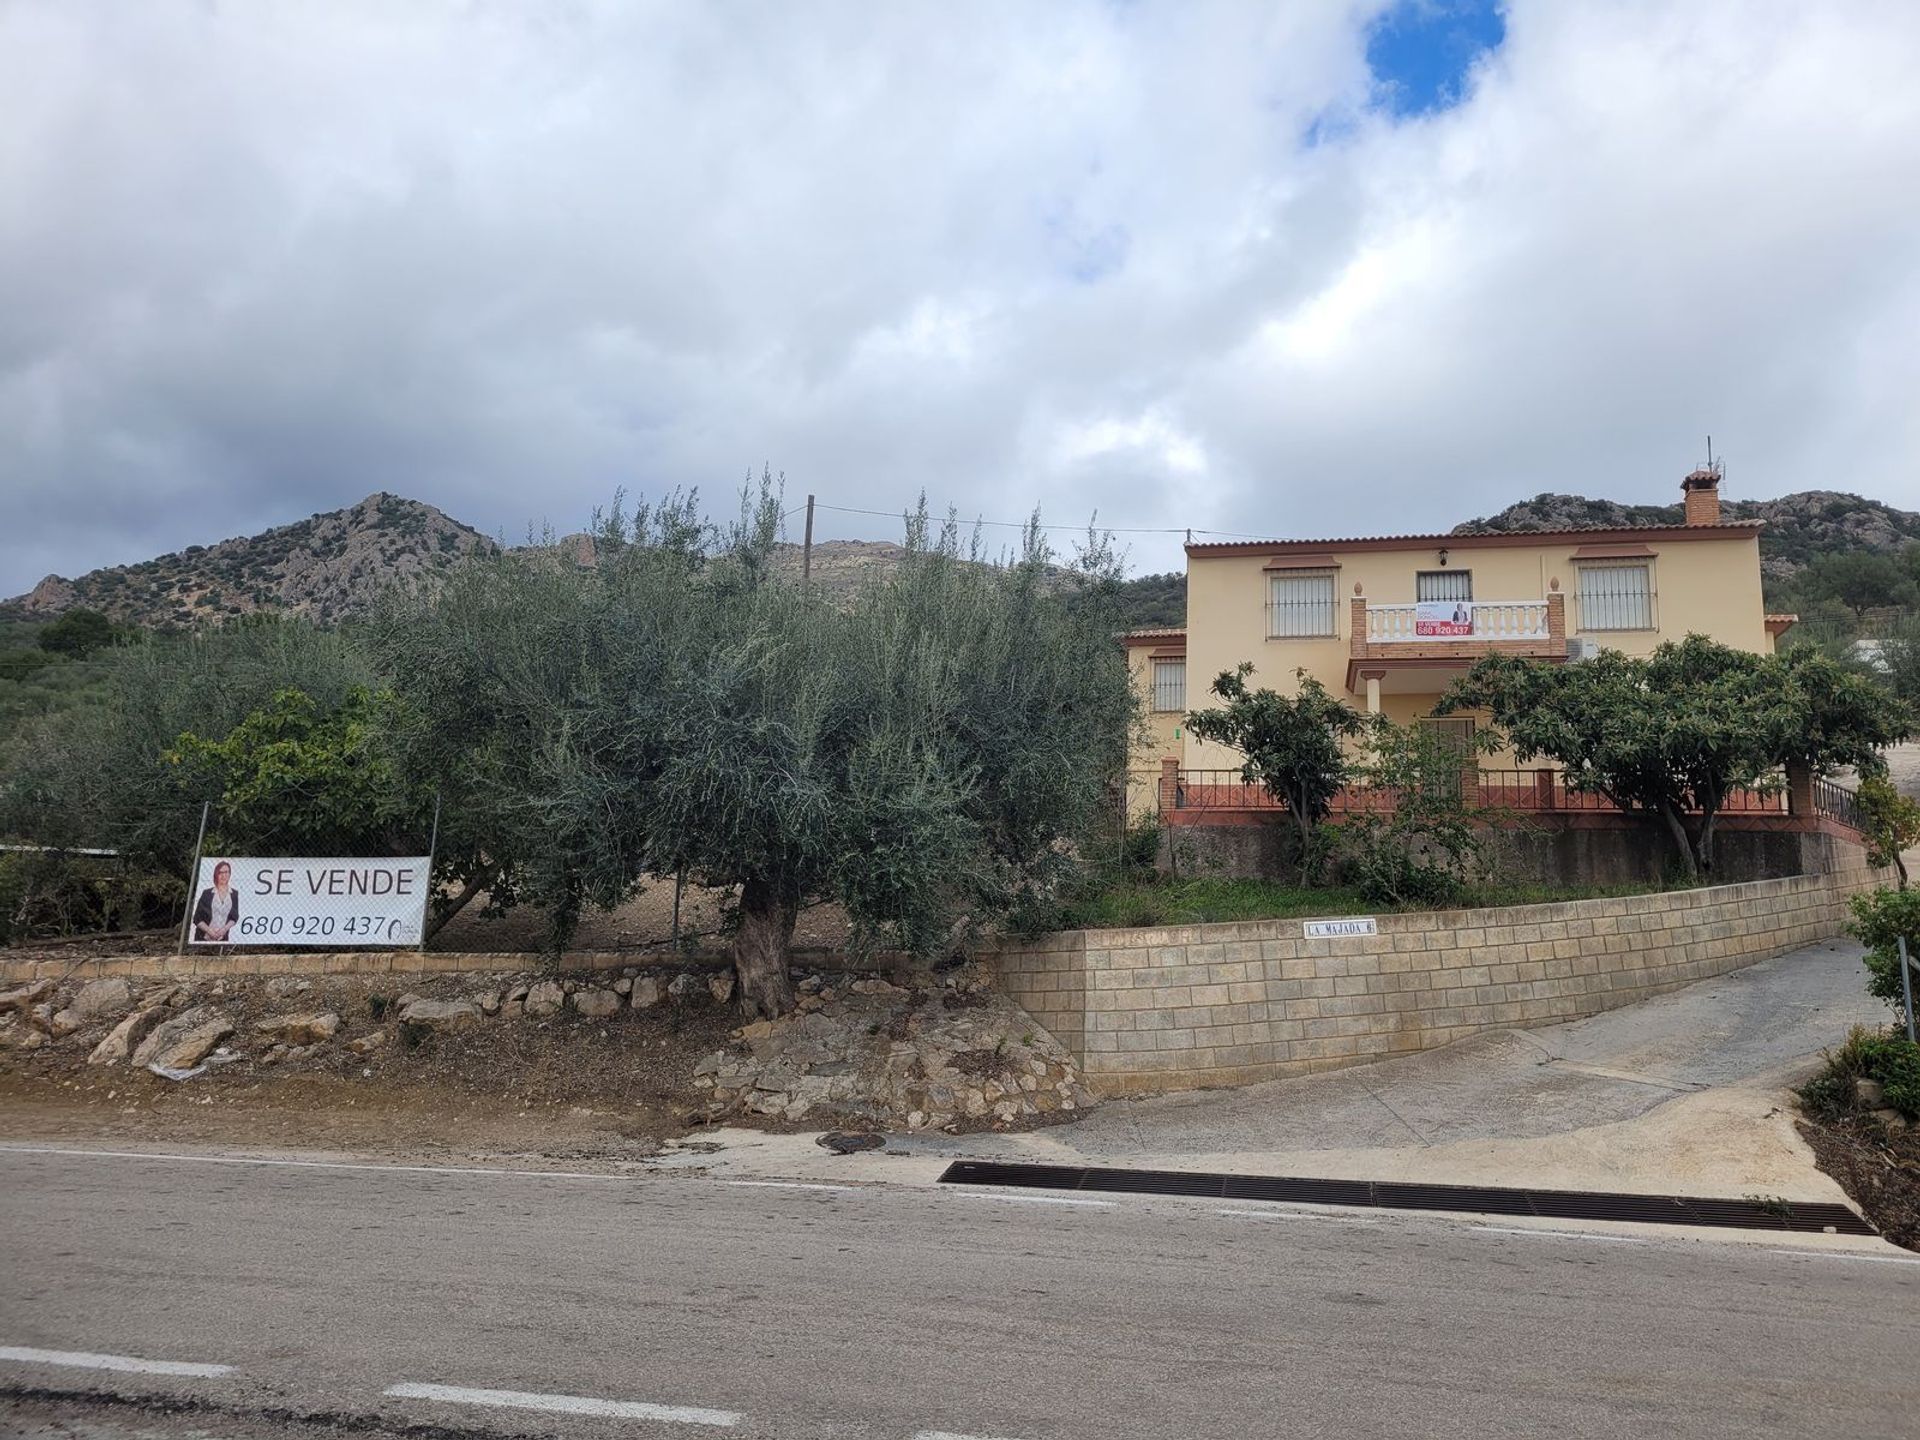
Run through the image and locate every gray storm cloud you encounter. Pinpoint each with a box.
[2,0,1917,592]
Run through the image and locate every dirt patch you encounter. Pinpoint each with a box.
[2,969,744,1163]
[1797,1114,1920,1252]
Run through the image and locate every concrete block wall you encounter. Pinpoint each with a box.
[990,866,1884,1097]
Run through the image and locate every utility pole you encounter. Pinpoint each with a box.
[801,493,815,588]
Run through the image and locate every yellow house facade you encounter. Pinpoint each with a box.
[1129,468,1798,808]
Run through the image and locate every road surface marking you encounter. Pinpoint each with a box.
[723,1180,855,1193]
[1765,1249,1920,1267]
[914,1431,1032,1439]
[959,1193,1115,1209]
[1473,1226,1645,1244]
[0,1145,631,1182]
[1216,1208,1375,1225]
[384,1382,740,1427]
[0,1346,234,1378]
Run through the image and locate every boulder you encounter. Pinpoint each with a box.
[524,980,566,1018]
[347,1033,387,1056]
[708,971,737,1005]
[471,990,503,1016]
[26,1002,56,1034]
[70,977,134,1021]
[254,1012,342,1046]
[88,1006,168,1066]
[0,979,54,1015]
[398,998,480,1029]
[48,1009,86,1039]
[570,988,621,1018]
[1856,1078,1887,1108]
[630,976,666,1010]
[613,977,633,996]
[133,1008,234,1071]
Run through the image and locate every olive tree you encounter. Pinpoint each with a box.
[379,485,1135,1015]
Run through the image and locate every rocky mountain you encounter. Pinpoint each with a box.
[1454,489,1920,581]
[8,494,495,627]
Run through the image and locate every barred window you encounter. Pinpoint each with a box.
[1577,562,1655,631]
[1267,571,1337,638]
[1416,569,1473,602]
[1151,658,1186,713]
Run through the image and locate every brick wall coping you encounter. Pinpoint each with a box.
[0,944,892,987]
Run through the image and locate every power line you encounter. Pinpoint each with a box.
[808,502,1271,542]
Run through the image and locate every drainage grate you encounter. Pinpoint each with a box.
[938,1160,1875,1235]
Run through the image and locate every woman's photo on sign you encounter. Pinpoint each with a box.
[192,860,238,943]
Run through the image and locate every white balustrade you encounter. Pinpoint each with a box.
[1365,600,1550,643]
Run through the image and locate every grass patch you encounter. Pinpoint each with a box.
[1054,874,1693,930]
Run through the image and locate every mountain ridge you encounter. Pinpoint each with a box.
[13,487,1918,627]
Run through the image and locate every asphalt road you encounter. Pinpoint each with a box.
[2,1146,1917,1440]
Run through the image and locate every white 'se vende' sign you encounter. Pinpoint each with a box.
[1303,917,1379,939]
[188,856,430,947]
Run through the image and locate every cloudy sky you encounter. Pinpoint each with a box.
[3,0,1918,590]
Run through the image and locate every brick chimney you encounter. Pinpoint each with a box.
[1681,464,1722,526]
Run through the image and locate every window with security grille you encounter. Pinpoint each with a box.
[1267,572,1337,638]
[1151,658,1186,712]
[1577,563,1655,631]
[1416,570,1473,602]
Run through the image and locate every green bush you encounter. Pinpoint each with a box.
[1847,886,1920,1015]
[1800,1025,1920,1120]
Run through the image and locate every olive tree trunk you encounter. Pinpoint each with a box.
[733,876,799,1018]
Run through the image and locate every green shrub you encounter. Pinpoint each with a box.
[1847,886,1920,1015]
[1800,1025,1920,1119]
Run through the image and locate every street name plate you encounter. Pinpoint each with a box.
[1303,917,1379,939]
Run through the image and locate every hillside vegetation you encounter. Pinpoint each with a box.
[8,493,493,628]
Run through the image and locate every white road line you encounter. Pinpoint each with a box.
[0,1145,630,1182]
[0,1346,234,1378]
[1765,1248,1920,1267]
[958,1192,1115,1209]
[1216,1208,1376,1225]
[384,1382,740,1427]
[914,1431,1032,1440]
[1473,1226,1645,1244]
[722,1180,855,1193]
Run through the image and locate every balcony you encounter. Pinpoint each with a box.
[1346,592,1566,696]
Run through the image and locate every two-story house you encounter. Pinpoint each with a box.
[1128,466,1797,815]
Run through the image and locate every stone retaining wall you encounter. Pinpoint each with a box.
[991,858,1887,1098]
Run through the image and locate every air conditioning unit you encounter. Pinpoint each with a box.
[1565,637,1602,662]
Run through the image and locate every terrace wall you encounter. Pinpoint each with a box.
[990,841,1886,1097]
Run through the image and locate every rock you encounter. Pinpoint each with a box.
[471,990,503,1016]
[254,1012,342,1046]
[735,1019,776,1042]
[506,983,530,1004]
[850,978,900,996]
[613,977,632,995]
[0,979,54,1014]
[570,988,621,1018]
[708,971,736,1005]
[17,1029,47,1052]
[500,999,524,1020]
[524,980,566,1018]
[70,977,133,1020]
[88,1006,167,1066]
[264,976,304,999]
[1871,1107,1910,1132]
[48,1008,86,1039]
[667,973,701,1004]
[398,998,480,1029]
[630,977,665,1009]
[26,1002,57,1033]
[134,1009,234,1071]
[347,1033,387,1056]
[1856,1078,1887,1108]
